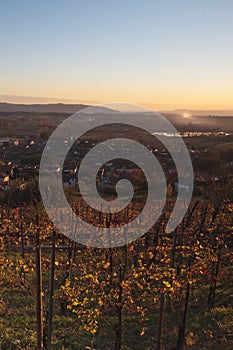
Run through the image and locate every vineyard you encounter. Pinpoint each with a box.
[0,181,232,350]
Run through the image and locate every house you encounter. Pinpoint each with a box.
[0,172,9,183]
[63,178,75,188]
[0,172,10,191]
[0,164,12,175]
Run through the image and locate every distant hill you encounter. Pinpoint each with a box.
[0,102,88,113]
[0,103,233,133]
[1,103,233,117]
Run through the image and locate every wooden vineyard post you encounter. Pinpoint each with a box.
[35,208,43,350]
[46,229,56,350]
[156,293,165,350]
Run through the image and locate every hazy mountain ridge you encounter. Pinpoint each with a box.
[1,102,233,116]
[0,102,88,113]
[0,103,233,133]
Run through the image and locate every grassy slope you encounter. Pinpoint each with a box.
[0,253,232,350]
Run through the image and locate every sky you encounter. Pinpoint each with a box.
[0,0,233,110]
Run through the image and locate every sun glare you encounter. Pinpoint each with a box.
[183,111,191,119]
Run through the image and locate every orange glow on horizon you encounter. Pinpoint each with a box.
[1,89,233,111]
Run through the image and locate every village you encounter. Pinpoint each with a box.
[0,130,232,202]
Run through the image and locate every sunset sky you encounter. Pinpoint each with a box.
[1,0,233,110]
